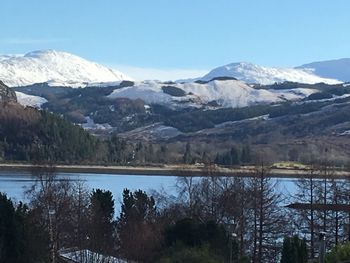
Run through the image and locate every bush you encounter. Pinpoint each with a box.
[326,242,350,263]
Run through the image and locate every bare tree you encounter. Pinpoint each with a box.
[248,163,286,263]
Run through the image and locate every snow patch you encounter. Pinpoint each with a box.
[15,92,47,108]
[81,116,112,130]
[108,79,319,108]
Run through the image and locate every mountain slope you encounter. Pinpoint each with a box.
[200,62,341,85]
[297,58,350,82]
[108,79,317,108]
[0,50,132,87]
[0,80,16,101]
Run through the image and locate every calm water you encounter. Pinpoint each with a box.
[0,170,178,204]
[0,170,297,205]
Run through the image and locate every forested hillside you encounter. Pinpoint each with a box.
[0,102,102,163]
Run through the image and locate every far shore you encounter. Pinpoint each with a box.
[1,163,350,179]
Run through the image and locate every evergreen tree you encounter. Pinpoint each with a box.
[241,144,252,164]
[230,146,240,165]
[88,189,115,255]
[0,193,48,263]
[183,143,193,164]
[117,189,160,262]
[280,236,307,263]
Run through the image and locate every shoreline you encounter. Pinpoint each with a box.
[1,163,350,179]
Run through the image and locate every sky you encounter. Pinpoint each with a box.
[1,0,349,80]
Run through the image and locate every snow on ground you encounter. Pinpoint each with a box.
[60,249,127,263]
[0,50,132,87]
[15,91,47,108]
[200,62,341,85]
[81,116,112,130]
[339,130,350,136]
[108,79,319,108]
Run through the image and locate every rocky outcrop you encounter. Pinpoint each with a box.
[0,80,17,102]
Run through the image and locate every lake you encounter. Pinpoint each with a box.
[0,170,298,206]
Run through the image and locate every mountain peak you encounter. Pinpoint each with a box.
[297,58,350,82]
[201,61,341,85]
[0,49,132,87]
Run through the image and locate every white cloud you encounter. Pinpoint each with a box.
[0,37,67,45]
[111,65,208,81]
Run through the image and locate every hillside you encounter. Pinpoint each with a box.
[0,80,17,102]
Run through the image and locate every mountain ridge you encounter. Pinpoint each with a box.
[297,58,350,82]
[0,50,132,87]
[199,61,341,85]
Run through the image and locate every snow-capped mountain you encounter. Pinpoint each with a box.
[297,58,350,83]
[0,50,132,87]
[200,62,341,85]
[108,79,317,108]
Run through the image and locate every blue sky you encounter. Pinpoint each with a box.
[1,0,349,80]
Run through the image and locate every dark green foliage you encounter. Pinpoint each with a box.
[326,242,350,263]
[119,80,135,88]
[258,81,343,91]
[162,86,187,97]
[214,146,243,166]
[280,236,307,263]
[0,193,48,263]
[164,105,271,132]
[268,101,329,118]
[0,103,101,163]
[117,189,159,262]
[35,110,100,163]
[157,245,224,263]
[88,189,115,254]
[306,92,333,101]
[164,218,231,260]
[118,189,156,224]
[241,144,252,163]
[183,143,193,164]
[0,102,134,164]
[195,76,238,84]
[107,135,128,163]
[165,218,228,253]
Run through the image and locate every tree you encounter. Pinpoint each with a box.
[183,143,193,164]
[293,164,320,259]
[0,193,48,263]
[280,236,307,263]
[326,241,350,263]
[241,144,252,164]
[156,245,224,263]
[164,218,231,259]
[248,163,287,263]
[0,192,21,262]
[117,189,161,262]
[87,189,115,255]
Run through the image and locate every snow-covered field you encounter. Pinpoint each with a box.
[108,79,318,108]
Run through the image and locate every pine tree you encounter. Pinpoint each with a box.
[183,143,193,164]
[88,189,115,255]
[280,236,307,263]
[117,189,160,262]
